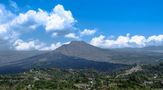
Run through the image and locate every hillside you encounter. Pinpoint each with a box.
[0,51,46,67]
[0,52,127,74]
[55,41,114,62]
[55,41,163,64]
[0,63,163,90]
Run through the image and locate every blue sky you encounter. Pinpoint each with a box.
[2,0,163,35]
[0,0,163,50]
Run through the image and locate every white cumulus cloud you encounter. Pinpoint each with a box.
[13,39,45,50]
[40,42,62,51]
[0,4,75,41]
[0,4,76,50]
[9,4,75,32]
[45,4,75,31]
[13,39,62,51]
[90,34,163,48]
[65,33,79,39]
[80,29,96,36]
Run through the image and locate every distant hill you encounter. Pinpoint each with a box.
[0,51,46,67]
[0,52,127,74]
[55,41,163,64]
[55,41,114,62]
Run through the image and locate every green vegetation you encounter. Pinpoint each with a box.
[0,64,163,90]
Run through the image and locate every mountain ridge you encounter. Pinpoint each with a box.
[0,51,127,73]
[55,41,114,62]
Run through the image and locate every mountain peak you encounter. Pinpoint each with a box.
[69,41,88,45]
[57,41,96,50]
[54,40,111,62]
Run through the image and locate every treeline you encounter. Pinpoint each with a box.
[0,64,163,90]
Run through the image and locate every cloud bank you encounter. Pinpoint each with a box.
[90,34,163,48]
[13,39,61,51]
